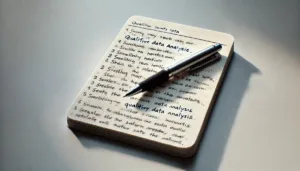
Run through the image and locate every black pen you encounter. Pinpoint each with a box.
[124,43,222,97]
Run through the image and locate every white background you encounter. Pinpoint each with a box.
[1,0,299,171]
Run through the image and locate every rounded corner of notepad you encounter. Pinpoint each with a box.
[175,140,199,157]
[66,114,75,121]
[127,15,142,22]
[66,115,75,126]
[66,114,82,128]
[224,33,235,43]
[66,112,78,122]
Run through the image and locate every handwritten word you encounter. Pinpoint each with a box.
[99,120,109,125]
[113,124,129,130]
[124,103,150,111]
[99,77,117,84]
[107,108,143,121]
[83,102,102,110]
[92,88,108,95]
[154,122,167,128]
[148,47,172,54]
[162,137,182,144]
[114,55,136,64]
[75,113,96,122]
[165,118,190,128]
[151,40,164,46]
[169,126,186,132]
[155,26,167,31]
[132,21,151,28]
[79,108,101,117]
[167,111,193,119]
[88,94,120,105]
[130,29,144,37]
[119,45,135,52]
[166,44,190,52]
[151,107,165,114]
[125,121,144,128]
[177,95,201,104]
[169,105,193,113]
[146,126,166,134]
[123,41,145,48]
[107,67,128,77]
[96,83,115,90]
[116,50,141,60]
[125,35,150,44]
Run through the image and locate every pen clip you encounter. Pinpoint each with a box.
[188,53,221,72]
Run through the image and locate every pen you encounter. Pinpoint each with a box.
[124,43,222,97]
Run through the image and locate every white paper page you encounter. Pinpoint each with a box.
[67,16,234,148]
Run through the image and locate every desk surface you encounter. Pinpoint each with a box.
[1,0,300,171]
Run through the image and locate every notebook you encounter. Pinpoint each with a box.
[67,16,234,157]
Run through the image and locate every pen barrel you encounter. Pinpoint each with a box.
[189,53,221,71]
[166,44,222,77]
[139,70,170,91]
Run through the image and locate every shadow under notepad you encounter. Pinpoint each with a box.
[71,53,260,171]
[184,53,260,171]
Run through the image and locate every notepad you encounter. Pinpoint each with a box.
[67,16,234,157]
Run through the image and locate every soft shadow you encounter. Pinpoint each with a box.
[185,52,260,171]
[70,53,260,170]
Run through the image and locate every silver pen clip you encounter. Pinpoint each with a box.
[188,53,221,72]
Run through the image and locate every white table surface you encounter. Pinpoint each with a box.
[1,0,300,171]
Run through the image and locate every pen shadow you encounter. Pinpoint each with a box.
[71,52,260,171]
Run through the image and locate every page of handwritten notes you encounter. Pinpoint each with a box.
[67,16,234,148]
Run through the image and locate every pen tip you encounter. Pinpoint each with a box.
[123,85,143,97]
